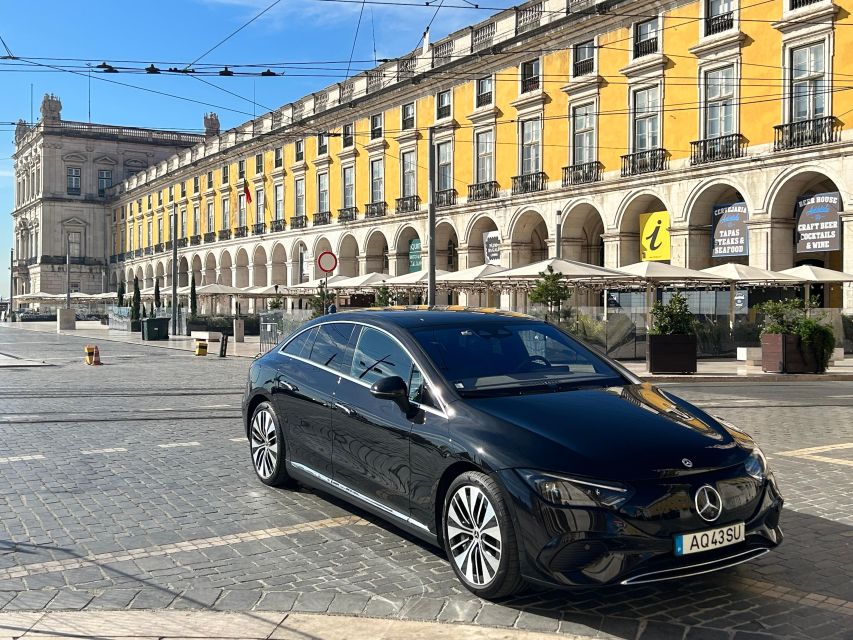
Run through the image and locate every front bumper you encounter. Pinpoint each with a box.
[497,468,784,588]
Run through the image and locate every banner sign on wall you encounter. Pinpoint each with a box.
[711,202,749,258]
[408,238,422,272]
[796,191,842,253]
[483,231,501,265]
[639,211,671,262]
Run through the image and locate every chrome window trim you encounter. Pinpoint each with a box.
[278,320,449,418]
[291,461,431,532]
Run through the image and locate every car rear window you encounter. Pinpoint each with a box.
[309,323,356,373]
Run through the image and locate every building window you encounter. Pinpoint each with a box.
[255,153,263,174]
[436,91,451,119]
[221,197,229,229]
[370,158,383,203]
[343,124,354,147]
[137,225,142,251]
[68,231,82,257]
[238,160,246,180]
[193,205,200,234]
[66,167,81,195]
[157,218,163,243]
[521,59,540,93]
[238,194,246,227]
[207,202,215,231]
[274,184,283,220]
[370,114,383,139]
[193,176,200,193]
[318,172,329,212]
[274,148,283,168]
[317,133,328,155]
[707,0,734,35]
[180,182,187,198]
[475,130,494,182]
[634,19,658,58]
[97,169,112,197]
[221,165,229,184]
[180,209,186,238]
[342,166,355,208]
[401,151,416,197]
[633,86,660,151]
[792,42,826,121]
[476,76,493,108]
[255,189,264,222]
[158,191,163,206]
[295,178,305,215]
[705,65,735,138]
[402,103,415,130]
[574,41,595,77]
[295,140,304,162]
[436,142,452,191]
[147,195,152,209]
[206,171,213,189]
[573,103,596,164]
[520,119,541,174]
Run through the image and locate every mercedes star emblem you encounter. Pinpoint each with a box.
[695,485,723,522]
[682,458,693,468]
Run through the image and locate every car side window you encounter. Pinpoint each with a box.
[281,326,318,358]
[351,327,413,386]
[408,365,436,408]
[309,323,356,373]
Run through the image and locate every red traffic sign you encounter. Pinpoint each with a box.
[317,251,338,274]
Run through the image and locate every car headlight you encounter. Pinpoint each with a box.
[744,447,767,482]
[518,470,633,509]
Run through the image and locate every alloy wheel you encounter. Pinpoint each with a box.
[446,484,503,586]
[250,408,278,480]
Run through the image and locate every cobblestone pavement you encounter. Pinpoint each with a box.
[0,324,851,640]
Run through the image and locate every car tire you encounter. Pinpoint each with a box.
[249,401,290,487]
[442,471,524,598]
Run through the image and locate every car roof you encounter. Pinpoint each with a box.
[317,307,540,330]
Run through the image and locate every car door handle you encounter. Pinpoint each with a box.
[275,377,298,393]
[333,402,356,416]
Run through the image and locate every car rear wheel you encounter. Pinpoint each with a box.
[442,471,523,598]
[249,402,290,487]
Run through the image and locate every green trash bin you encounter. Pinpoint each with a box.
[142,317,170,340]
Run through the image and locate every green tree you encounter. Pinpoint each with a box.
[117,280,125,307]
[375,285,393,307]
[154,278,161,309]
[308,282,333,319]
[529,266,572,321]
[141,303,148,319]
[268,294,283,310]
[131,277,141,321]
[650,293,696,335]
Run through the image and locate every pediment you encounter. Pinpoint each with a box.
[124,158,147,168]
[62,152,87,163]
[62,216,88,227]
[95,155,117,166]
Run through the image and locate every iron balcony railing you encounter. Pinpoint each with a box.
[476,91,492,108]
[468,181,500,202]
[26,256,37,265]
[437,105,451,120]
[270,219,286,232]
[705,11,734,36]
[573,57,594,77]
[690,134,747,165]
[396,195,420,214]
[177,238,188,248]
[291,216,308,229]
[190,235,201,246]
[314,211,331,226]
[234,226,248,238]
[774,116,840,151]
[791,0,821,8]
[365,202,387,218]
[203,232,216,243]
[634,37,658,58]
[338,207,358,222]
[217,230,231,241]
[154,243,164,253]
[512,172,548,195]
[621,149,668,176]
[252,222,266,235]
[135,249,143,257]
[435,189,457,208]
[562,161,602,186]
[521,75,539,93]
[144,247,153,256]
[109,255,117,265]
[67,187,81,196]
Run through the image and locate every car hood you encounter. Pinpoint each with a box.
[465,383,748,481]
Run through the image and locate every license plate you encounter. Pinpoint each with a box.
[675,522,745,556]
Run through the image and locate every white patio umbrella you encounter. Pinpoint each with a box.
[436,264,507,284]
[288,274,348,291]
[194,283,245,295]
[780,265,853,309]
[382,269,449,286]
[329,272,390,289]
[703,264,802,327]
[484,258,623,282]
[618,261,731,283]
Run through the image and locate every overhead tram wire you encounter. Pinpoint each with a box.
[344,0,370,81]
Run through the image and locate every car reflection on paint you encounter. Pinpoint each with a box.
[241,308,783,597]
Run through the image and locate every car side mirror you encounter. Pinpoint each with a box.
[370,376,412,415]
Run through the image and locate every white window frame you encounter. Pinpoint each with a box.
[780,26,834,126]
[295,177,305,216]
[237,194,246,227]
[631,84,662,152]
[436,90,452,121]
[401,150,417,198]
[317,172,329,213]
[571,101,597,165]
[519,118,542,175]
[370,113,384,140]
[342,165,355,209]
[401,103,416,130]
[255,189,264,223]
[221,197,230,230]
[702,64,737,139]
[274,183,284,220]
[207,202,215,232]
[369,158,384,203]
[193,204,200,235]
[474,128,495,183]
[520,58,540,94]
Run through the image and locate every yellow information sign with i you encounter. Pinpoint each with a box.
[639,211,671,262]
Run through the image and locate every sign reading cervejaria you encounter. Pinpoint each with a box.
[796,191,841,253]
[712,202,749,258]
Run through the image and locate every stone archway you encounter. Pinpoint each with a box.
[435,221,459,272]
[144,264,154,289]
[338,234,360,277]
[508,210,548,268]
[395,226,422,274]
[252,245,268,288]
[178,256,189,287]
[313,237,334,279]
[218,251,233,286]
[191,254,203,288]
[203,252,217,286]
[616,193,670,266]
[270,243,287,286]
[365,231,390,275]
[466,215,500,268]
[561,202,605,266]
[234,247,250,288]
[684,182,748,269]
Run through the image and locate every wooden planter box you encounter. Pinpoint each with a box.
[761,334,819,374]
[647,334,697,374]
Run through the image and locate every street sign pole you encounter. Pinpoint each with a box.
[427,125,436,307]
[171,204,178,331]
[65,234,71,310]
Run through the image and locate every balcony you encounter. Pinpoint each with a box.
[512,172,548,195]
[190,234,201,246]
[396,195,421,214]
[217,230,231,241]
[252,222,266,235]
[476,91,492,108]
[690,134,747,165]
[177,238,188,248]
[109,255,117,265]
[144,247,153,256]
[573,57,594,77]
[468,181,500,202]
[26,256,37,266]
[365,202,387,218]
[774,116,840,151]
[234,226,248,238]
[521,76,539,94]
[134,249,143,258]
[338,207,358,222]
[291,216,308,229]
[634,37,658,58]
[621,149,668,176]
[15,259,28,273]
[314,211,331,226]
[562,161,602,187]
[204,232,216,243]
[791,0,821,7]
[705,11,734,36]
[67,187,81,196]
[435,189,457,208]
[154,243,164,253]
[165,241,173,251]
[270,219,286,232]
[437,104,451,120]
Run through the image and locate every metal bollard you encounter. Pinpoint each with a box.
[219,334,229,358]
[195,339,208,356]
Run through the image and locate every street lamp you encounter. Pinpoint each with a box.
[555,208,563,260]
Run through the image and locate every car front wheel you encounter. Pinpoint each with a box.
[249,401,290,487]
[442,471,523,598]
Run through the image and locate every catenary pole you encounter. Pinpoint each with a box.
[9,249,13,313]
[65,234,71,309]
[171,204,178,330]
[427,125,436,307]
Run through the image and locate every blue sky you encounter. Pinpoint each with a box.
[0,0,516,298]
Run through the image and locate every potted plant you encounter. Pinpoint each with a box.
[759,299,835,373]
[647,292,697,374]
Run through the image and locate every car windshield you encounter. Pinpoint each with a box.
[410,321,624,395]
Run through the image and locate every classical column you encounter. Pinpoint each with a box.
[602,231,639,268]
[561,238,583,262]
[841,213,853,308]
[747,218,794,271]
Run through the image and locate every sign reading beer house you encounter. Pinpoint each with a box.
[796,191,841,254]
[712,202,749,258]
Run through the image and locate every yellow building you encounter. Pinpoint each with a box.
[108,0,853,307]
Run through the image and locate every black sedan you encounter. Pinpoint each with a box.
[242,308,783,598]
